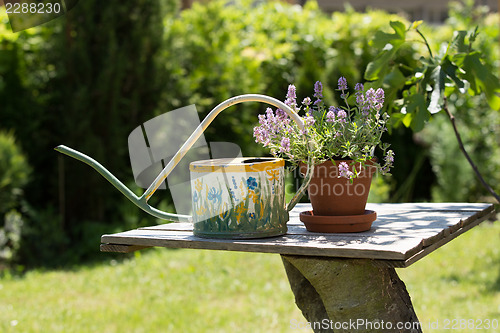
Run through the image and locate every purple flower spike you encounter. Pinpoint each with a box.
[385,150,394,164]
[253,127,269,146]
[338,77,348,91]
[302,97,312,106]
[287,84,296,100]
[275,108,288,120]
[361,106,370,117]
[356,93,365,106]
[355,83,364,92]
[304,115,315,127]
[265,107,275,119]
[326,110,335,123]
[337,109,347,123]
[285,84,297,108]
[375,88,385,105]
[280,137,291,153]
[365,88,375,102]
[314,81,323,99]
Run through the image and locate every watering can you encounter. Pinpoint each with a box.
[55,94,314,239]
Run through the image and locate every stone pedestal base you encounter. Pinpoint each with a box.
[281,255,422,333]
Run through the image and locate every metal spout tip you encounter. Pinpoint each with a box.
[54,144,70,152]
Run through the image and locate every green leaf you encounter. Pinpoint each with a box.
[364,47,397,81]
[386,106,405,130]
[372,21,406,49]
[405,94,428,131]
[384,68,406,89]
[405,71,424,85]
[372,31,396,49]
[428,65,446,114]
[448,30,467,54]
[441,56,465,91]
[401,112,413,128]
[381,68,407,109]
[455,52,500,110]
[390,21,407,40]
[366,21,408,81]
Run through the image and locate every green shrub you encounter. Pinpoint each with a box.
[0,131,31,264]
[0,131,31,212]
[1,1,179,267]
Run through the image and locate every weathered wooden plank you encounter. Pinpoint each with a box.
[460,204,496,228]
[399,208,495,267]
[101,228,422,260]
[141,208,480,251]
[290,203,493,248]
[140,209,472,235]
[99,203,495,265]
[290,203,493,217]
[367,202,492,212]
[342,207,496,269]
[100,243,150,253]
[289,211,466,234]
[139,223,193,231]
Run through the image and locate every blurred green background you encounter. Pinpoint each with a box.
[0,0,498,269]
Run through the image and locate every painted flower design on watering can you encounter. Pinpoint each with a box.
[229,188,239,203]
[235,203,246,225]
[266,169,279,182]
[195,179,203,192]
[247,177,258,191]
[208,187,222,204]
[218,202,229,220]
[266,169,279,194]
[196,205,207,215]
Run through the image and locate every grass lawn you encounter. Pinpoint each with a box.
[0,220,499,332]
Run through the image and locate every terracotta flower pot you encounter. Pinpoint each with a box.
[299,160,377,233]
[301,159,376,216]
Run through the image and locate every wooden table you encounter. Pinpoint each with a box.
[101,203,495,332]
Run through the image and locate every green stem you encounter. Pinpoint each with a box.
[416,29,434,59]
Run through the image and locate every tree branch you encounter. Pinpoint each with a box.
[443,96,500,204]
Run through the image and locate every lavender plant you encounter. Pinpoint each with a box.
[253,78,394,179]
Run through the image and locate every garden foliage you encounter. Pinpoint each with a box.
[364,0,500,202]
[0,131,30,264]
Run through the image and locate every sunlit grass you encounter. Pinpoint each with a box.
[0,221,499,332]
[399,220,500,332]
[0,249,302,333]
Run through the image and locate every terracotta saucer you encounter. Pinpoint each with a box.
[299,210,377,233]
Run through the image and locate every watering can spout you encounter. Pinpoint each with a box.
[54,145,191,222]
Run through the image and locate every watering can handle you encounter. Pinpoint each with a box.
[141,94,314,212]
[55,94,314,222]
